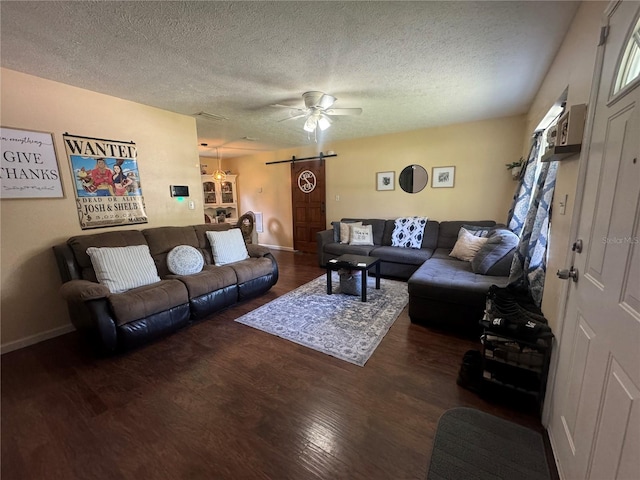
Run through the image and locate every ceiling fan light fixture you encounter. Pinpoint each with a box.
[318,115,332,131]
[303,115,318,132]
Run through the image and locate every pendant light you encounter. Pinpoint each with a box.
[212,147,226,181]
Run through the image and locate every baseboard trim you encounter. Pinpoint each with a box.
[259,243,296,252]
[1,324,75,355]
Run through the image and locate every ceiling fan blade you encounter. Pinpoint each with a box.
[325,108,363,116]
[278,113,307,122]
[270,103,300,109]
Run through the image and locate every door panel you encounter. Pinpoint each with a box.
[588,358,639,480]
[586,106,633,282]
[562,315,595,448]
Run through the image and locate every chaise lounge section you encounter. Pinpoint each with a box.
[317,218,515,335]
[54,223,278,354]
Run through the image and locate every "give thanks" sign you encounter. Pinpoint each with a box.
[0,127,64,199]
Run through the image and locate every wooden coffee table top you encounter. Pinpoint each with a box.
[327,254,380,270]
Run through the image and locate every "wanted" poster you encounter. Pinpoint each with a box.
[64,133,147,229]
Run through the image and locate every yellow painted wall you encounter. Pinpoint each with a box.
[1,68,203,350]
[524,1,606,331]
[231,115,526,249]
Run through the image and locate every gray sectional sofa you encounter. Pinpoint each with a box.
[317,219,515,335]
[54,223,278,354]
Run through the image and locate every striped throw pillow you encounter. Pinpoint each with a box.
[206,228,249,266]
[86,245,161,294]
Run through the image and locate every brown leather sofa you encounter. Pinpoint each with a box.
[54,223,278,354]
[317,219,512,335]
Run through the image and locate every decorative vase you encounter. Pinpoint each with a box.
[511,167,522,179]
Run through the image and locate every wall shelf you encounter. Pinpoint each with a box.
[541,144,582,162]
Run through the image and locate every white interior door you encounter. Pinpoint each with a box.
[547,1,640,479]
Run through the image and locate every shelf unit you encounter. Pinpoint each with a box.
[480,329,553,406]
[542,103,587,162]
[201,174,238,224]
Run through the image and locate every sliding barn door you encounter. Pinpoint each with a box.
[291,159,326,253]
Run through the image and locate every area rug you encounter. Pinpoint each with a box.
[426,407,551,480]
[235,272,408,366]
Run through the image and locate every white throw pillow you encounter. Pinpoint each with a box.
[206,228,249,266]
[349,224,374,246]
[86,245,161,294]
[449,227,489,261]
[340,221,362,244]
[166,245,204,275]
[391,216,428,248]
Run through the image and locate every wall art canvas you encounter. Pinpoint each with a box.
[64,133,147,229]
[1,127,64,199]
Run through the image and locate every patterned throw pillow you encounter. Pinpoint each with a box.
[449,228,489,261]
[391,216,428,248]
[166,245,204,276]
[206,228,249,266]
[349,224,374,246]
[86,245,161,294]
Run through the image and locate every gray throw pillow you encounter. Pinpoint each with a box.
[331,221,341,242]
[471,228,520,276]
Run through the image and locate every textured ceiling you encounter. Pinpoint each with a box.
[1,1,581,158]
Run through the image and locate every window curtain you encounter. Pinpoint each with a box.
[507,133,542,236]
[508,158,559,307]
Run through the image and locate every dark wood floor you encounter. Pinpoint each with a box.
[2,250,555,480]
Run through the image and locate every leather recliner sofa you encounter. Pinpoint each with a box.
[54,223,278,354]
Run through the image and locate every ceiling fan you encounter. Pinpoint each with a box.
[272,91,362,135]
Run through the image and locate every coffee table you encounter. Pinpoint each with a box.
[326,254,381,302]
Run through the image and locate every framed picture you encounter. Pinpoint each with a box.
[432,166,455,188]
[557,111,569,146]
[376,171,395,191]
[1,126,65,199]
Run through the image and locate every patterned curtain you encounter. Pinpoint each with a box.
[507,133,542,236]
[508,159,559,307]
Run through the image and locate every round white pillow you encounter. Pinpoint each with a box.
[166,245,204,275]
